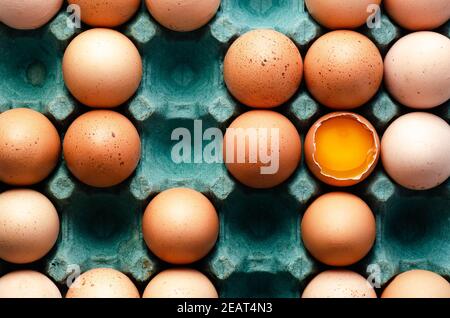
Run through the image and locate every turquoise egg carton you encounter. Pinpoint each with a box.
[0,1,449,298]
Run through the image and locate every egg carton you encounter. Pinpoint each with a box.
[0,0,449,298]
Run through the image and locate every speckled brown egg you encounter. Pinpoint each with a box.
[63,110,141,188]
[0,270,61,298]
[0,108,61,186]
[385,0,450,30]
[223,110,302,189]
[66,268,140,298]
[68,0,141,27]
[302,270,377,298]
[0,189,60,264]
[224,29,303,108]
[301,192,376,266]
[146,0,221,32]
[304,112,380,187]
[63,28,142,108]
[143,269,218,298]
[306,0,382,29]
[304,30,383,109]
[142,188,219,264]
[382,270,450,298]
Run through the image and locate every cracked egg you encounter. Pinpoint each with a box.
[305,112,380,187]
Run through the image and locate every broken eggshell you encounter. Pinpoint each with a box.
[304,112,380,187]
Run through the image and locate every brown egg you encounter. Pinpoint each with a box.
[66,268,140,298]
[68,0,141,28]
[68,0,141,27]
[306,0,382,29]
[385,0,450,31]
[224,29,303,108]
[304,112,380,187]
[301,192,376,266]
[63,110,141,188]
[223,110,301,188]
[0,108,60,186]
[0,0,63,30]
[143,269,218,298]
[0,189,60,264]
[304,30,383,109]
[145,0,221,32]
[142,188,219,264]
[63,28,142,108]
[302,270,377,298]
[382,270,450,298]
[0,270,61,298]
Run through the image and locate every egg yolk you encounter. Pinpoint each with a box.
[314,117,376,179]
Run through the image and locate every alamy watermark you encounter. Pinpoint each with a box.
[65,3,382,30]
[65,264,81,288]
[171,120,280,175]
[366,4,382,29]
[367,263,382,289]
[66,4,81,29]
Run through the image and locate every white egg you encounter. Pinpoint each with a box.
[381,112,450,190]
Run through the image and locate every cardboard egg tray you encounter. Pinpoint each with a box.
[0,0,449,297]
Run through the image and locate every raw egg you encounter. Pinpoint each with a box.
[385,0,450,30]
[63,110,141,188]
[301,192,376,266]
[224,29,303,108]
[63,28,143,108]
[223,110,302,189]
[381,112,450,190]
[0,270,61,298]
[304,30,383,109]
[0,0,63,30]
[68,0,141,27]
[66,268,140,298]
[142,188,219,264]
[145,0,221,32]
[143,269,218,298]
[302,270,377,298]
[0,189,60,264]
[304,112,380,187]
[384,32,450,109]
[305,0,382,29]
[0,108,61,186]
[382,270,450,298]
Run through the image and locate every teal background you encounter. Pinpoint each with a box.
[0,0,449,297]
